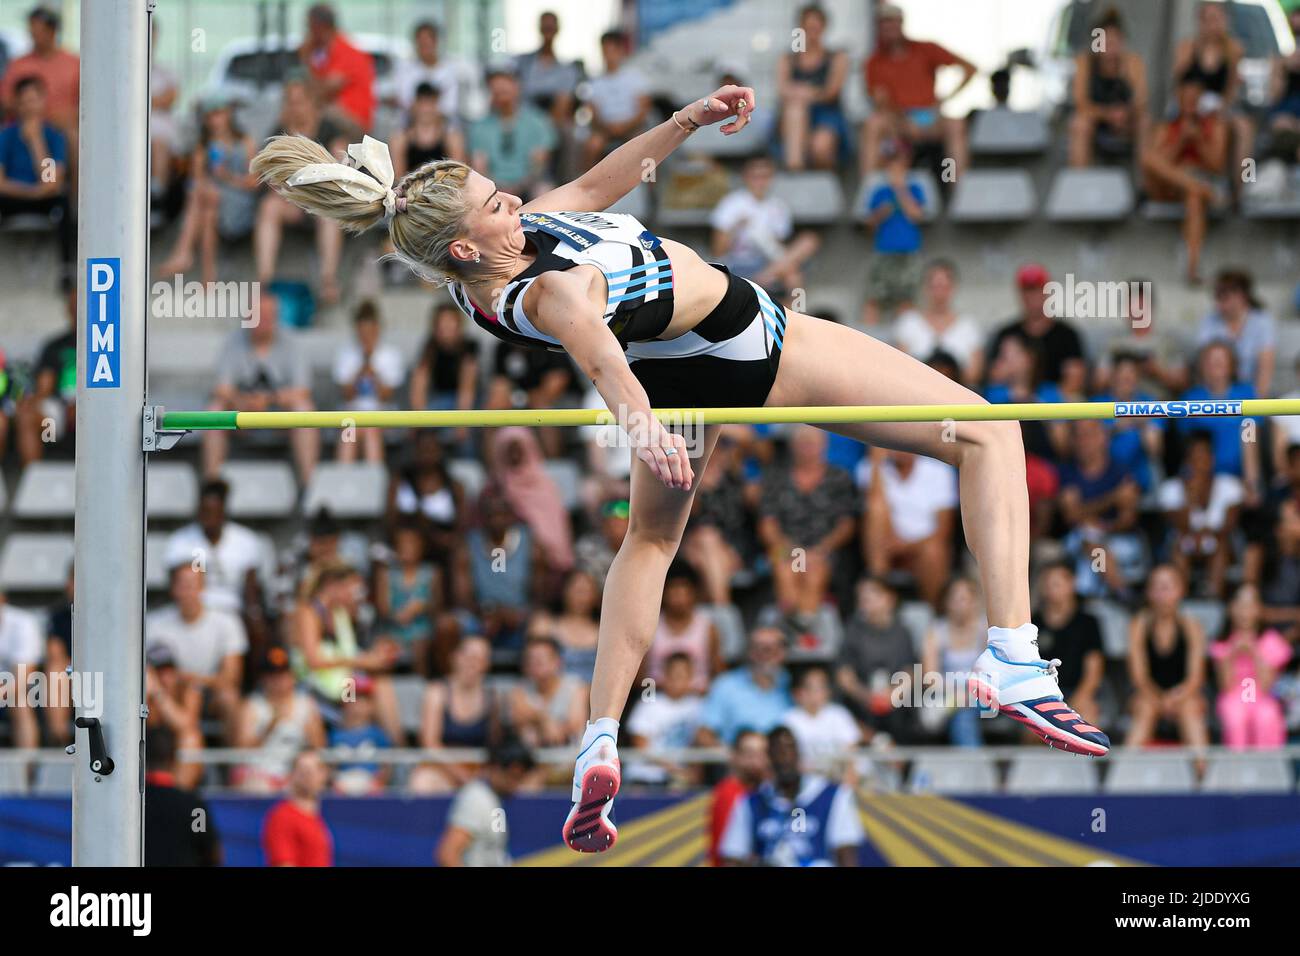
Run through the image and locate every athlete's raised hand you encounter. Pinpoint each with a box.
[683,85,757,136]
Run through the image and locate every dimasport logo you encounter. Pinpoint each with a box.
[1114,400,1243,418]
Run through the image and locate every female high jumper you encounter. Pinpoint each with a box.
[251,83,1109,854]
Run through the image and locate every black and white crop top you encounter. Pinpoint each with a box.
[447,210,676,357]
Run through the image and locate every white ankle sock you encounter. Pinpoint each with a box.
[986,623,1040,662]
[581,717,620,750]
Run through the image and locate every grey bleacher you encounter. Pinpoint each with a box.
[908,752,999,794]
[897,600,934,657]
[1006,752,1101,794]
[949,169,1037,223]
[1241,167,1300,219]
[970,108,1050,156]
[221,460,299,520]
[854,170,942,224]
[542,458,582,512]
[1181,599,1226,645]
[0,533,73,591]
[144,532,173,591]
[31,760,74,794]
[705,602,746,663]
[447,458,486,502]
[1044,168,1135,222]
[606,184,652,221]
[769,171,845,226]
[392,673,427,734]
[145,461,199,520]
[301,462,389,519]
[1084,598,1134,658]
[1103,753,1197,793]
[1200,755,1293,793]
[11,461,76,519]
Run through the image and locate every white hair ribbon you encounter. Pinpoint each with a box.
[285,134,402,216]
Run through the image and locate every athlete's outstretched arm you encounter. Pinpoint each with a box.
[521,84,756,215]
[524,270,693,489]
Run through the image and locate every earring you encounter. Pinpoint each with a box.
[473,252,482,263]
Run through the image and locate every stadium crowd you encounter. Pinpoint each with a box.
[3,1,1300,865]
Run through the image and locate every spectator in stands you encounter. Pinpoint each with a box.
[1141,75,1226,285]
[507,636,587,748]
[234,648,327,793]
[203,291,321,486]
[1212,582,1292,749]
[455,490,547,653]
[515,11,583,125]
[645,562,723,695]
[625,652,705,787]
[261,749,335,866]
[1160,430,1243,599]
[144,724,223,866]
[574,495,629,591]
[776,4,850,171]
[862,138,925,327]
[709,156,820,300]
[859,446,957,609]
[781,665,861,762]
[470,68,556,202]
[528,568,601,680]
[681,427,756,607]
[0,7,79,134]
[1058,418,1145,600]
[891,259,984,385]
[328,675,392,794]
[143,644,204,790]
[386,431,466,572]
[1178,341,1261,493]
[1094,281,1190,397]
[372,519,441,674]
[920,576,987,746]
[299,3,375,134]
[255,77,349,304]
[719,725,862,867]
[164,479,269,619]
[1266,443,1300,606]
[487,426,574,575]
[1266,7,1300,151]
[394,21,462,120]
[0,592,41,749]
[149,19,180,204]
[0,75,73,283]
[1034,561,1106,730]
[1068,6,1149,167]
[1171,0,1252,195]
[436,737,534,867]
[861,3,975,176]
[1271,356,1300,478]
[332,299,405,463]
[154,93,258,285]
[580,30,651,171]
[708,729,769,866]
[759,426,857,625]
[392,82,467,180]
[1092,352,1164,493]
[988,263,1087,395]
[696,627,793,746]
[1125,564,1211,749]
[41,564,73,746]
[1197,268,1276,398]
[415,634,500,793]
[409,302,480,422]
[836,576,916,744]
[146,565,248,744]
[486,339,578,427]
[15,284,75,464]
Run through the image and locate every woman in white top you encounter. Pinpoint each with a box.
[921,577,988,746]
[890,259,984,386]
[1159,430,1243,598]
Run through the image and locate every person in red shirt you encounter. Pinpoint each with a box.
[707,728,768,866]
[0,6,80,135]
[300,3,376,134]
[261,749,335,866]
[860,3,974,177]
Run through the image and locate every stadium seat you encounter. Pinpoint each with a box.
[145,533,172,591]
[1103,753,1197,793]
[221,461,299,520]
[1141,184,1229,220]
[0,473,8,513]
[31,760,73,794]
[1201,755,1293,793]
[145,462,199,519]
[301,463,388,519]
[970,108,1050,156]
[606,184,652,221]
[908,753,999,794]
[704,603,747,663]
[1182,599,1225,645]
[948,169,1037,222]
[391,674,426,734]
[770,171,845,225]
[543,459,582,512]
[897,600,934,657]
[1006,752,1101,794]
[12,461,76,519]
[447,458,486,502]
[0,533,74,591]
[1044,168,1135,222]
[854,170,942,224]
[1084,598,1134,658]
[687,117,770,158]
[0,761,27,795]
